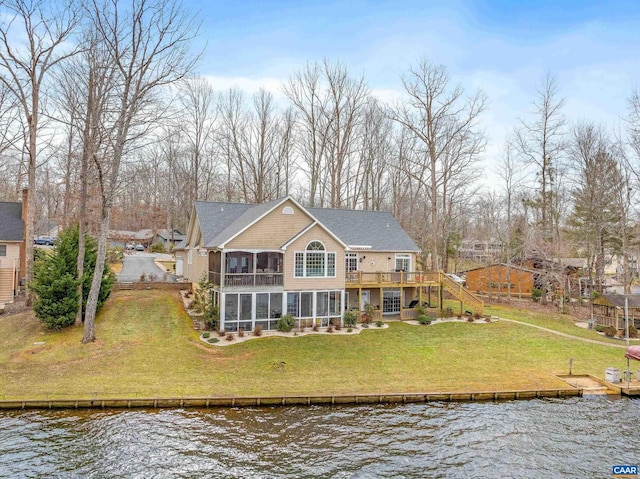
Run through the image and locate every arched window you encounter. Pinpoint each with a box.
[306,241,325,251]
[306,241,326,276]
[294,240,336,278]
[282,206,294,215]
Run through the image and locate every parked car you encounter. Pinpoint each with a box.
[34,236,55,246]
[135,244,145,251]
[125,243,136,250]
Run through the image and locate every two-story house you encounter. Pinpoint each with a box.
[176,197,481,332]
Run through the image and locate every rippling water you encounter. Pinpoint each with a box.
[1,397,638,478]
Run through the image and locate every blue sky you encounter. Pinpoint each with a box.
[189,0,640,186]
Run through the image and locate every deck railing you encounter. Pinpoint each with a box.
[209,271,283,287]
[345,271,440,286]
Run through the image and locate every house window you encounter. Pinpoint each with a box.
[395,254,411,272]
[282,206,294,215]
[0,245,5,256]
[306,241,325,276]
[286,290,342,325]
[295,253,304,277]
[345,252,358,272]
[293,241,336,278]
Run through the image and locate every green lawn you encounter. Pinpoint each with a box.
[0,290,630,400]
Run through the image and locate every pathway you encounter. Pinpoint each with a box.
[498,318,629,349]
[118,252,176,282]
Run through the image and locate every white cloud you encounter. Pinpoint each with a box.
[202,75,287,100]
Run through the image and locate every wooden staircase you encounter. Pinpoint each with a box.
[439,272,484,315]
[0,268,15,304]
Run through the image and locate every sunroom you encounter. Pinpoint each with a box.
[209,250,284,287]
[221,290,344,332]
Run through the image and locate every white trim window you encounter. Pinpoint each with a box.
[294,240,336,278]
[395,253,411,272]
[345,252,358,272]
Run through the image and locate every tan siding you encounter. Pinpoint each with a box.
[284,224,344,290]
[183,249,208,284]
[354,251,417,273]
[0,243,20,266]
[227,199,314,250]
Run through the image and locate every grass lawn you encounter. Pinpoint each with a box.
[0,290,631,400]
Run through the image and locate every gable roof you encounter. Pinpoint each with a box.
[190,197,419,252]
[194,200,257,248]
[155,229,185,241]
[308,207,419,252]
[0,202,24,241]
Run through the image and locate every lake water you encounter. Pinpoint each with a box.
[0,396,638,478]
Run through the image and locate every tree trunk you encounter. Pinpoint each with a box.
[82,209,110,343]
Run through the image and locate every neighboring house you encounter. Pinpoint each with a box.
[0,193,26,305]
[152,229,185,251]
[458,239,503,262]
[176,196,483,332]
[592,294,640,330]
[604,253,640,279]
[108,229,155,249]
[462,263,536,297]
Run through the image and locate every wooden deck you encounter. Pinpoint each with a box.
[345,270,485,315]
[345,271,441,288]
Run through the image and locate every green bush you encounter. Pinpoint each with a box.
[417,315,431,325]
[595,324,606,333]
[203,332,210,338]
[150,242,165,253]
[207,337,219,344]
[276,314,295,332]
[30,225,114,329]
[376,321,384,327]
[343,310,357,327]
[531,288,542,302]
[629,324,638,338]
[604,326,618,337]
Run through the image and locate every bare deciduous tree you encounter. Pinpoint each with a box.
[514,72,566,243]
[0,0,79,292]
[81,0,199,343]
[390,57,486,271]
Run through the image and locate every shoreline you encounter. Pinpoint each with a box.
[0,387,583,410]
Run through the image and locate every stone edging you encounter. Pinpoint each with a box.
[201,323,389,346]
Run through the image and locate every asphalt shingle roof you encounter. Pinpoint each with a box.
[601,294,640,309]
[192,197,419,252]
[194,201,252,247]
[0,202,23,241]
[309,207,419,252]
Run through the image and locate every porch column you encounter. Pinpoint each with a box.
[341,290,345,326]
[220,292,226,331]
[220,251,225,287]
[312,291,317,327]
